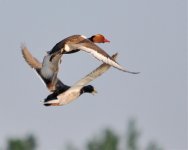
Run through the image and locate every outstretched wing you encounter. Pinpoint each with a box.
[66,42,139,74]
[43,53,119,106]
[21,44,69,92]
[21,45,42,69]
[73,53,118,87]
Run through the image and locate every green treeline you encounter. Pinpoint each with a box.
[3,119,163,150]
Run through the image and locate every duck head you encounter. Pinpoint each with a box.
[89,34,110,43]
[80,85,97,95]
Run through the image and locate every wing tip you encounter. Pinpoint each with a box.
[112,52,118,59]
[20,42,27,49]
[124,70,140,74]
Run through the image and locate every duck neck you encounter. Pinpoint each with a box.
[87,36,94,42]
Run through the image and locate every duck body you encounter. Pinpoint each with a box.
[43,53,118,106]
[44,85,95,106]
[48,35,85,55]
[48,34,110,55]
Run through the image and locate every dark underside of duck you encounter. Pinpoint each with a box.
[44,82,70,106]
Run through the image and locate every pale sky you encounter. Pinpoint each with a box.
[0,0,187,150]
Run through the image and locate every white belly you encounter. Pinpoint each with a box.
[58,87,81,105]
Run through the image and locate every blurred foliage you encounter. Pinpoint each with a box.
[146,141,163,150]
[87,129,119,150]
[6,134,37,150]
[126,119,140,150]
[65,142,78,150]
[5,119,163,150]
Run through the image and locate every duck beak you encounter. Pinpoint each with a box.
[104,38,110,43]
[92,88,98,95]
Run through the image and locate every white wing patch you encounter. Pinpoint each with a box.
[64,44,71,52]
[81,35,87,39]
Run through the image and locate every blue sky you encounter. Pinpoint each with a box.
[0,0,186,150]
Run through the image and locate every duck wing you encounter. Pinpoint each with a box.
[21,45,69,92]
[43,53,118,106]
[66,42,139,74]
[21,45,42,69]
[55,52,117,101]
[71,53,118,87]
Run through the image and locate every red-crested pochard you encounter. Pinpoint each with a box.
[48,34,139,74]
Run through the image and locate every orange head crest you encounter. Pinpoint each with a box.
[88,34,110,43]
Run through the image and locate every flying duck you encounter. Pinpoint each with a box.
[49,34,110,55]
[48,34,139,74]
[21,35,108,92]
[42,53,118,106]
